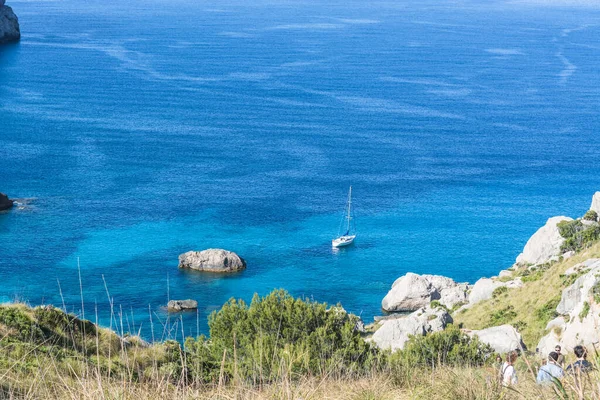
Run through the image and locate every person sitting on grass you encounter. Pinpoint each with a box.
[537,351,564,384]
[566,345,593,374]
[501,351,519,386]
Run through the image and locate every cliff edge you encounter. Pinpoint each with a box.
[0,0,20,44]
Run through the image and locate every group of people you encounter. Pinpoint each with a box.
[498,345,593,386]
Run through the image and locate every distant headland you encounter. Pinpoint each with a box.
[0,0,20,44]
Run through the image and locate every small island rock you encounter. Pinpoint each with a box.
[167,299,198,312]
[0,193,14,211]
[178,248,246,273]
[0,2,20,44]
[515,216,572,265]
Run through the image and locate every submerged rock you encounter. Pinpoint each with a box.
[178,248,246,273]
[516,216,572,265]
[167,299,198,312]
[0,192,14,211]
[381,273,468,312]
[371,306,452,351]
[0,2,20,44]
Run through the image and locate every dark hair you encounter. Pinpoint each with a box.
[549,352,559,362]
[555,345,561,351]
[574,345,587,359]
[506,350,519,363]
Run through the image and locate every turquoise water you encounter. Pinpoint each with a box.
[1,0,599,340]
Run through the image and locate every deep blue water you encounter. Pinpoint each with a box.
[1,0,599,340]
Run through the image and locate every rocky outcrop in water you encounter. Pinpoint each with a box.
[381,273,469,312]
[0,193,14,211]
[178,248,246,272]
[515,216,572,265]
[167,299,198,312]
[0,1,20,44]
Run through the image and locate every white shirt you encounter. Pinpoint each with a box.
[502,362,518,386]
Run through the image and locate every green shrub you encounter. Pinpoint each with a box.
[492,286,508,298]
[391,325,493,369]
[430,300,448,311]
[583,210,598,221]
[558,220,600,252]
[579,302,590,321]
[488,306,517,327]
[185,289,380,384]
[0,307,44,341]
[534,296,560,326]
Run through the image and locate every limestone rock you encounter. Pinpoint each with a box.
[0,3,20,44]
[0,193,14,211]
[468,325,526,354]
[178,249,246,273]
[591,192,600,215]
[516,216,573,265]
[381,273,468,312]
[371,307,452,351]
[468,278,502,305]
[167,299,198,312]
[537,259,600,356]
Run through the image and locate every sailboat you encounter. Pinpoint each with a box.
[332,186,356,248]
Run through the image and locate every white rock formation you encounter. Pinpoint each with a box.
[537,258,600,356]
[371,307,452,351]
[591,192,600,215]
[466,277,522,306]
[178,249,246,272]
[167,299,198,312]
[381,273,468,312]
[516,216,573,265]
[467,325,526,354]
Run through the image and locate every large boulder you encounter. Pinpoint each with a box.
[537,259,600,356]
[591,192,600,215]
[516,216,573,265]
[0,3,20,44]
[167,299,198,312]
[0,193,14,211]
[466,277,522,306]
[178,249,246,273]
[467,325,526,354]
[371,307,453,351]
[381,273,468,312]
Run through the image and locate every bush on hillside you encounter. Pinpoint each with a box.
[558,220,600,252]
[185,289,380,384]
[583,210,598,221]
[391,325,493,369]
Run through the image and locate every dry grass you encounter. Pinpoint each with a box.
[454,241,600,348]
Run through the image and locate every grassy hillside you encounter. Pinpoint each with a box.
[454,241,600,349]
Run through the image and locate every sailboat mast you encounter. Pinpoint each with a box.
[346,186,352,233]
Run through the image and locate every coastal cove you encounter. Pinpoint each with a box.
[2,0,600,342]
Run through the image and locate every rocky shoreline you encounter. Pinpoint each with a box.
[0,0,20,44]
[369,191,600,355]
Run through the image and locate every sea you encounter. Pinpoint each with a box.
[1,0,599,341]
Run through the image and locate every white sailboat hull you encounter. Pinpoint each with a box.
[332,235,356,248]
